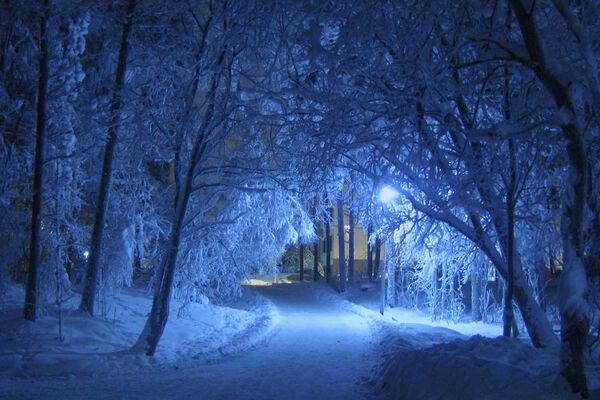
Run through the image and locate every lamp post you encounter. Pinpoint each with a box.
[380,240,386,315]
[378,185,399,315]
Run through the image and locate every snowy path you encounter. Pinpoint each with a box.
[0,283,379,400]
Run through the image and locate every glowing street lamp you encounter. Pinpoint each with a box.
[379,185,399,204]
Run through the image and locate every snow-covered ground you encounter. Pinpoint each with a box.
[1,280,599,399]
[264,282,600,399]
[0,281,377,400]
[0,282,275,378]
[337,284,600,400]
[375,332,592,400]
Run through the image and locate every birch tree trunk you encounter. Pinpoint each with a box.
[24,0,49,321]
[80,0,136,315]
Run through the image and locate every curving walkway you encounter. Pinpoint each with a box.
[0,283,380,400]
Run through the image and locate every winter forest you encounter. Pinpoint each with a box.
[1,0,599,399]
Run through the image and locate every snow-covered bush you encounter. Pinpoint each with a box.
[391,224,471,322]
[173,188,314,307]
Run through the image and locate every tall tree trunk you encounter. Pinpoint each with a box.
[80,0,136,315]
[134,66,218,355]
[380,251,386,315]
[325,206,332,283]
[433,265,441,319]
[471,264,482,322]
[367,224,373,280]
[503,58,516,338]
[312,204,319,282]
[24,0,49,321]
[474,214,557,350]
[133,0,222,355]
[132,246,141,272]
[299,244,304,282]
[134,168,192,356]
[387,242,396,307]
[509,1,590,394]
[337,197,346,292]
[503,159,516,337]
[587,170,600,275]
[558,157,590,397]
[348,209,355,285]
[313,239,319,282]
[374,235,381,280]
[441,264,447,315]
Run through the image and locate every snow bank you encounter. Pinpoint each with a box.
[295,282,600,399]
[375,334,580,400]
[0,282,276,378]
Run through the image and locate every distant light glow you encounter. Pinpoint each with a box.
[83,250,89,259]
[241,273,304,286]
[379,185,399,204]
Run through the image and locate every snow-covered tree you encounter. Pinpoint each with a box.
[131,0,318,355]
[281,0,563,356]
[14,1,90,320]
[79,0,136,316]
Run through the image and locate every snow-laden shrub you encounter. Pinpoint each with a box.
[172,188,314,309]
[386,222,472,322]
